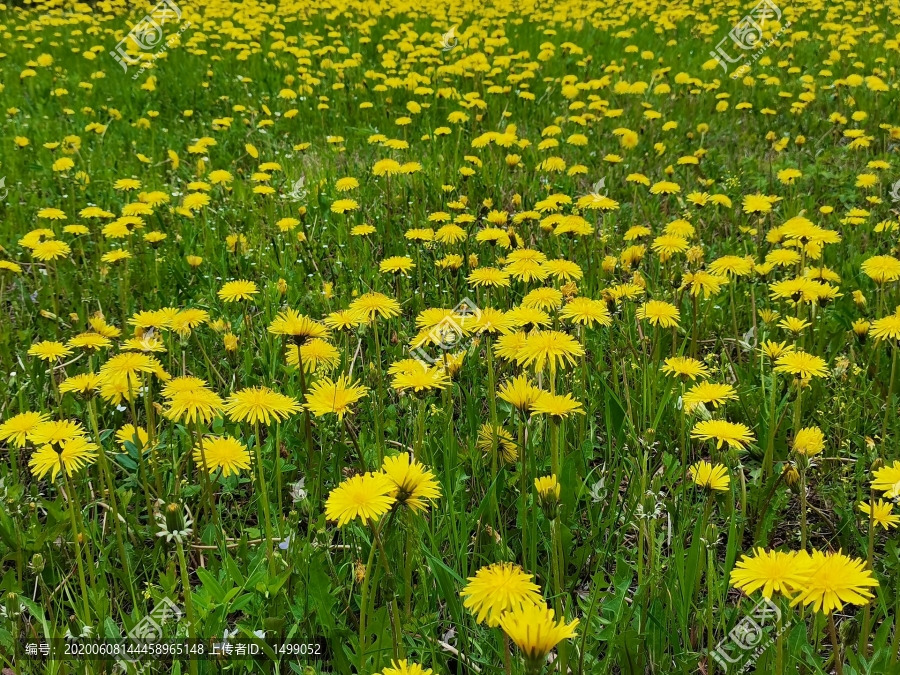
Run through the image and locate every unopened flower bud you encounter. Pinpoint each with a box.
[535,475,561,520]
[782,463,800,489]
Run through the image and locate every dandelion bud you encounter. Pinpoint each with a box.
[871,457,884,472]
[535,475,561,520]
[30,553,45,573]
[166,503,182,527]
[156,501,193,543]
[277,278,288,295]
[4,592,19,619]
[842,616,859,645]
[782,463,800,488]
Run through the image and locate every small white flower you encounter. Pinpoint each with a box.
[290,478,307,503]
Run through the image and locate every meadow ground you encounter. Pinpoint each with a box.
[0,0,900,673]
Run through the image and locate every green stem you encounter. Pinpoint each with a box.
[861,487,876,657]
[372,527,400,661]
[275,422,283,530]
[192,424,216,527]
[254,422,276,575]
[792,383,803,437]
[764,371,777,479]
[550,417,560,477]
[88,399,137,612]
[890,585,900,665]
[776,602,784,675]
[799,462,809,551]
[881,343,897,457]
[63,470,91,624]
[693,497,713,605]
[372,321,386,462]
[403,514,415,618]
[127,382,153,517]
[518,415,528,570]
[193,331,225,388]
[296,346,315,486]
[729,283,739,350]
[691,294,699,358]
[415,397,426,461]
[828,613,843,675]
[359,522,381,674]
[175,539,199,675]
[143,375,162,496]
[707,545,715,675]
[550,517,566,675]
[487,335,499,528]
[527,416,538,574]
[502,634,512,675]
